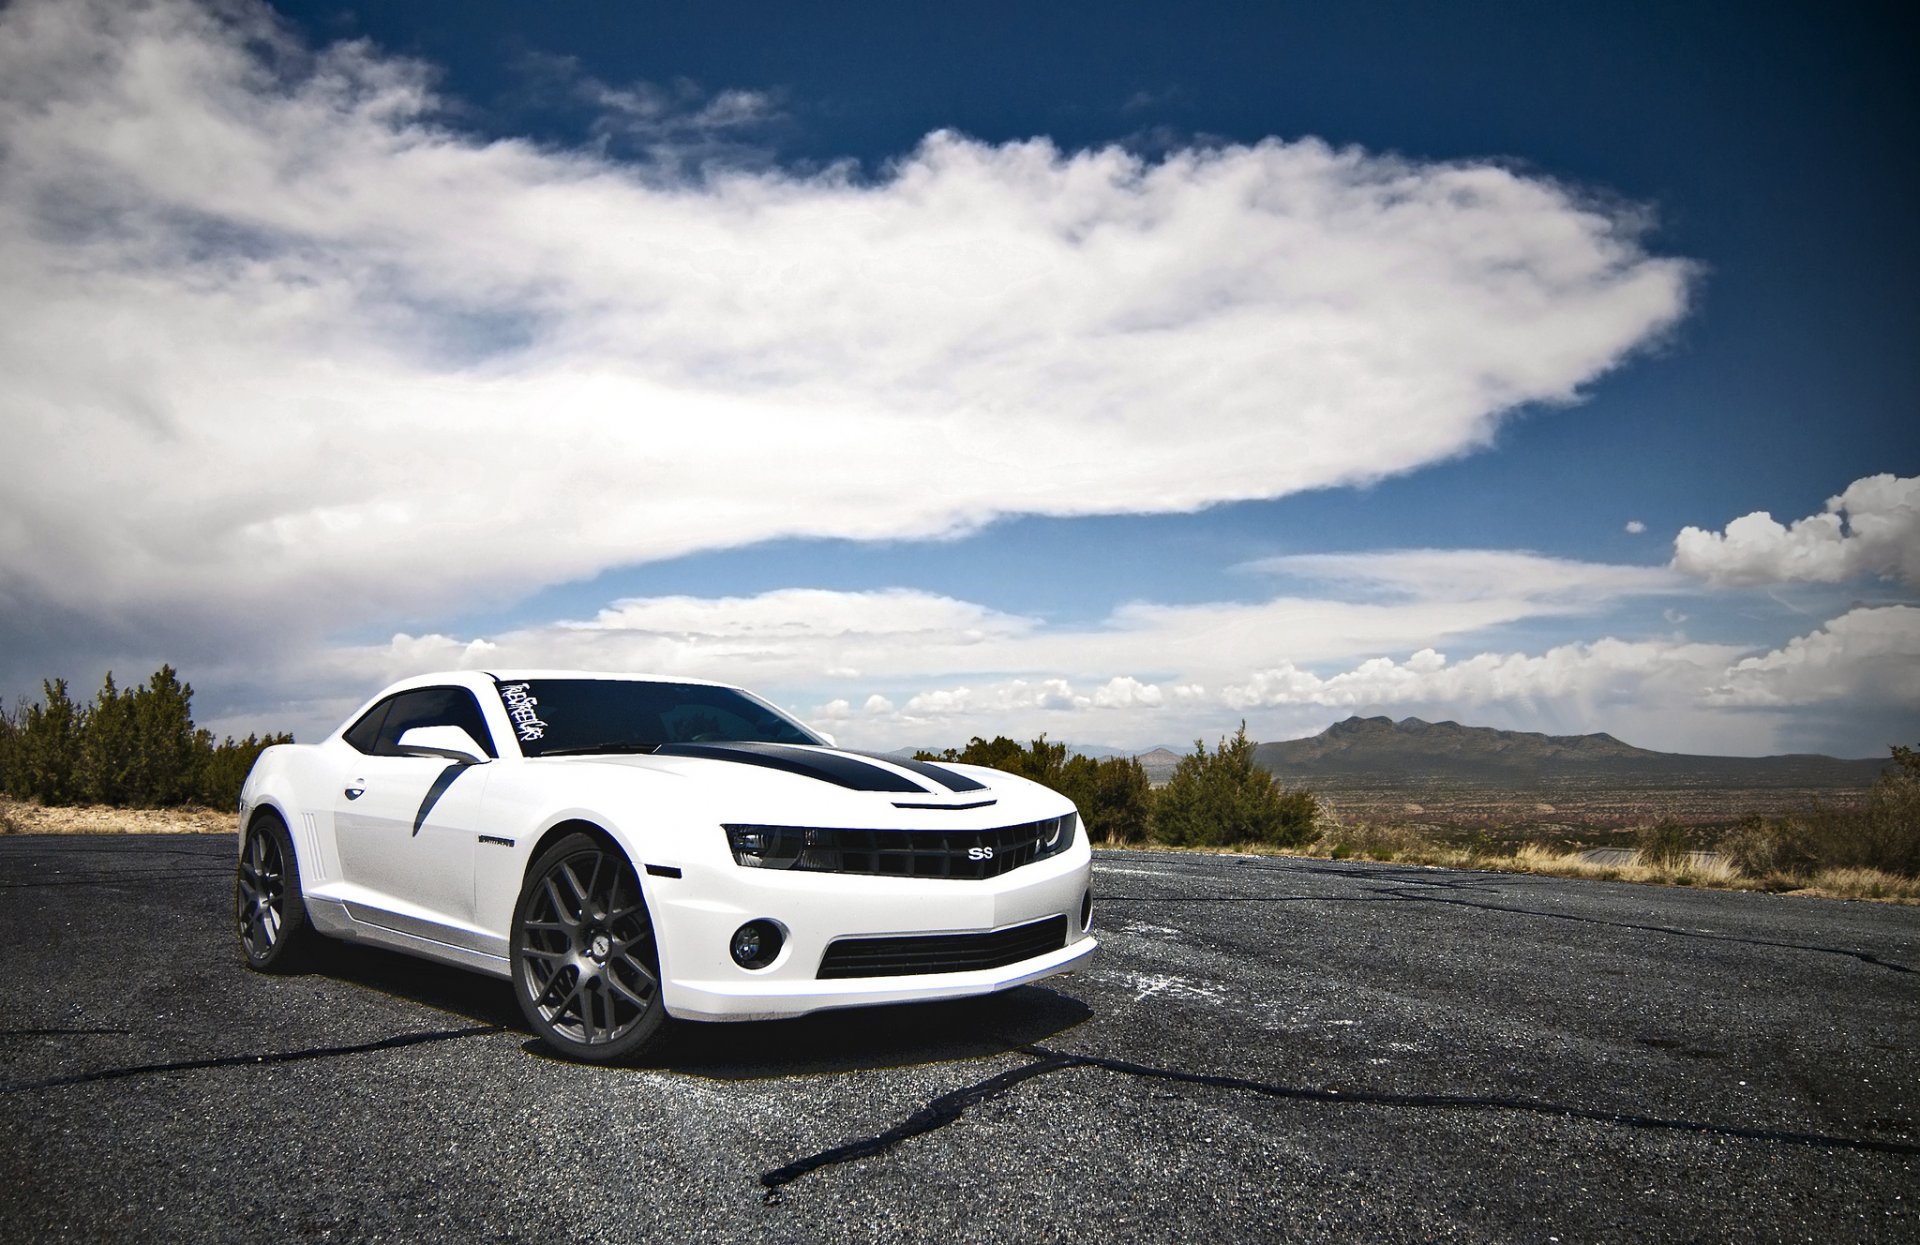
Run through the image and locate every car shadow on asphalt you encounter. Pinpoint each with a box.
[302,941,1094,1079]
[640,985,1095,1080]
[303,941,526,1031]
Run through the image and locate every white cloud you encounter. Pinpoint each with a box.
[515,52,784,168]
[327,551,1686,713]
[1625,519,1646,534]
[1707,606,1920,707]
[1671,474,1920,589]
[1244,549,1685,608]
[174,573,1914,756]
[0,0,1692,677]
[1221,640,1742,711]
[1091,676,1164,709]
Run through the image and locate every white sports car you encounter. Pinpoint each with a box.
[235,671,1096,1062]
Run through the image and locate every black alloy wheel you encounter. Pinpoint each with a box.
[510,832,665,1063]
[236,811,311,971]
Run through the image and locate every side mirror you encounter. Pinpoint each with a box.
[397,725,490,765]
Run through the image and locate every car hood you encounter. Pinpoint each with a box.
[543,742,1058,824]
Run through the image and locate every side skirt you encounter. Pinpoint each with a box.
[306,897,511,980]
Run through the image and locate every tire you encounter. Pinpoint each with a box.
[510,831,666,1063]
[236,810,312,971]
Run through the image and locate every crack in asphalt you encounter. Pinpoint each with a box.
[0,1025,503,1094]
[0,868,229,889]
[760,1043,1920,1198]
[1371,887,1917,974]
[1101,877,1915,974]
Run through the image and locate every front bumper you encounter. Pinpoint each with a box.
[649,847,1096,1022]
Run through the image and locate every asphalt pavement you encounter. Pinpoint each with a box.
[1,834,1915,1243]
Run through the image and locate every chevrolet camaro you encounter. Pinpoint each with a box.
[234,671,1097,1062]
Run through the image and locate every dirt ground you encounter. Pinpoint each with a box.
[0,799,233,836]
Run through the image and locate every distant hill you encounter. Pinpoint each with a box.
[1131,747,1184,784]
[1254,716,1890,790]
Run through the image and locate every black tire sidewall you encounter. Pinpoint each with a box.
[238,810,310,972]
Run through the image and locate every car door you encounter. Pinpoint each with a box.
[333,685,495,927]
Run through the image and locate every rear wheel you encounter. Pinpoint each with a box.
[510,832,665,1063]
[236,811,311,971]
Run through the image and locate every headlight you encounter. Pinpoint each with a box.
[1036,812,1077,858]
[726,824,800,868]
[725,824,841,871]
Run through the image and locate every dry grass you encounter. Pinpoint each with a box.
[1107,820,1915,903]
[1497,843,1741,888]
[0,797,232,836]
[1795,867,1920,902]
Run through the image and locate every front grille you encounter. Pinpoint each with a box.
[725,814,1075,880]
[817,914,1070,979]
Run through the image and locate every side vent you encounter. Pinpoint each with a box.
[301,812,327,882]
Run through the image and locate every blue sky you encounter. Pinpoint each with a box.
[0,0,1914,756]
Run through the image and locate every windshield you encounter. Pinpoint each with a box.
[494,678,824,757]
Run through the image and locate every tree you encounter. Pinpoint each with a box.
[1151,722,1318,849]
[919,735,1066,787]
[77,672,135,804]
[7,679,84,803]
[1060,753,1153,844]
[1861,742,1920,876]
[919,736,1154,842]
[0,697,20,797]
[3,665,293,810]
[127,665,202,805]
[196,732,294,811]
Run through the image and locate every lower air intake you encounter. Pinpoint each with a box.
[817,914,1070,980]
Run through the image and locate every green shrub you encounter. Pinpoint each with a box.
[1636,817,1689,868]
[1717,816,1810,877]
[1150,722,1318,849]
[917,735,1154,843]
[1715,743,1920,880]
[0,667,291,809]
[4,679,83,803]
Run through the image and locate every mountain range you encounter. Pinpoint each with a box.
[1249,716,1890,789]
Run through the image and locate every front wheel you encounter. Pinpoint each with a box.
[510,832,666,1063]
[236,811,312,971]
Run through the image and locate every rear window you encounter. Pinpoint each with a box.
[494,679,820,757]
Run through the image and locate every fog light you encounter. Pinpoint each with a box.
[1080,888,1094,931]
[730,920,783,970]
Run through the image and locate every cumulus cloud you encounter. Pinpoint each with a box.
[329,551,1687,712]
[1671,474,1920,589]
[1220,641,1748,712]
[175,570,1915,755]
[1625,519,1646,534]
[1091,676,1164,709]
[1707,606,1920,707]
[0,0,1693,685]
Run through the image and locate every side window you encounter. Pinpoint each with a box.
[368,687,499,759]
[342,698,392,755]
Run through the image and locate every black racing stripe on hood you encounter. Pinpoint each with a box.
[855,754,990,793]
[652,742,930,793]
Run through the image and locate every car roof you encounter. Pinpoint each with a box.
[377,669,736,690]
